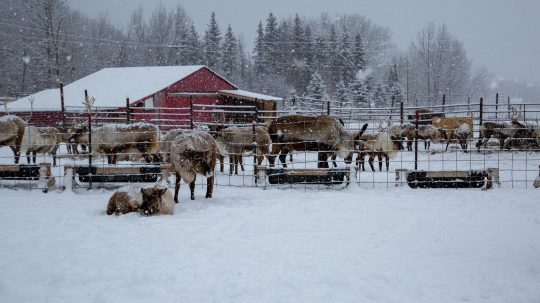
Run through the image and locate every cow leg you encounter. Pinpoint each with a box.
[445,140,451,151]
[318,152,329,169]
[269,143,282,168]
[10,145,20,164]
[218,154,224,172]
[189,176,196,200]
[368,154,375,171]
[206,175,214,198]
[385,154,390,171]
[289,153,293,162]
[229,155,235,175]
[26,151,31,164]
[174,172,181,203]
[32,152,37,164]
[378,153,383,171]
[278,149,288,168]
[239,155,244,172]
[331,154,338,167]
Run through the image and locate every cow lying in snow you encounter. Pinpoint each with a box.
[106,185,174,216]
[68,122,160,164]
[170,131,218,203]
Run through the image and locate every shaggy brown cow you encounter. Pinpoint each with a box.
[139,187,175,216]
[0,115,26,164]
[69,122,160,164]
[170,131,218,203]
[267,115,368,168]
[214,125,272,175]
[405,124,443,151]
[21,126,62,165]
[106,185,174,216]
[355,132,398,171]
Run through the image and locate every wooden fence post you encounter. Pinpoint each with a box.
[400,101,404,125]
[414,111,419,170]
[189,95,194,129]
[126,98,130,124]
[326,100,330,115]
[84,89,93,190]
[507,96,511,119]
[479,97,484,127]
[442,94,446,113]
[495,93,499,119]
[60,82,65,128]
[252,114,258,184]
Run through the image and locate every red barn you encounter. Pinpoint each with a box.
[4,65,281,129]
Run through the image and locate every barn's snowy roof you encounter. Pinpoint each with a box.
[218,89,283,102]
[5,65,207,112]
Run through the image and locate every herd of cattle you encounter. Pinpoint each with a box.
[2,112,540,206]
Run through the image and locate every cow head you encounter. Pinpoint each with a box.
[140,187,168,216]
[184,149,213,177]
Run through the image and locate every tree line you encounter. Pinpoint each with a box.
[1,0,496,109]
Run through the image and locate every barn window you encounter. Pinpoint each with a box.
[144,97,154,108]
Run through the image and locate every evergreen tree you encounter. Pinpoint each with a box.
[335,79,351,112]
[263,13,279,75]
[185,25,202,64]
[372,84,387,108]
[221,25,238,79]
[292,14,303,60]
[253,21,266,78]
[334,26,354,87]
[204,12,221,70]
[386,63,404,105]
[352,33,366,71]
[306,71,328,111]
[349,78,370,108]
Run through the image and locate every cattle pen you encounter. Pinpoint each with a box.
[1,93,539,192]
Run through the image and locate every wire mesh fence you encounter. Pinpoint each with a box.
[1,96,539,192]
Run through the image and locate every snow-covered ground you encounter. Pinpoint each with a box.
[0,185,539,303]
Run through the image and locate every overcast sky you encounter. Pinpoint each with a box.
[70,0,540,85]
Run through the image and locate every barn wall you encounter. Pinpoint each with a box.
[133,67,238,129]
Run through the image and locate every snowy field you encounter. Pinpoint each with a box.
[1,185,539,303]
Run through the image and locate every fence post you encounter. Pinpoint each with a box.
[189,95,194,129]
[84,89,93,190]
[414,111,419,170]
[523,104,526,121]
[60,82,65,129]
[326,100,330,115]
[400,101,404,125]
[479,97,483,127]
[507,96,511,119]
[252,115,258,184]
[126,97,130,124]
[467,97,471,115]
[442,94,446,113]
[495,93,499,119]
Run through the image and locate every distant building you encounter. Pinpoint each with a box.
[4,65,280,128]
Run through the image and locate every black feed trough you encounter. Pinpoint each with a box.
[0,165,41,181]
[406,170,489,189]
[265,168,350,185]
[76,165,161,183]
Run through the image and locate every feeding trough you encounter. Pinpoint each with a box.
[258,167,350,186]
[0,163,55,192]
[65,164,171,190]
[395,168,499,190]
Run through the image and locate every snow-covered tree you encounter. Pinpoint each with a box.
[306,71,328,111]
[221,25,238,79]
[349,78,370,108]
[204,12,221,70]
